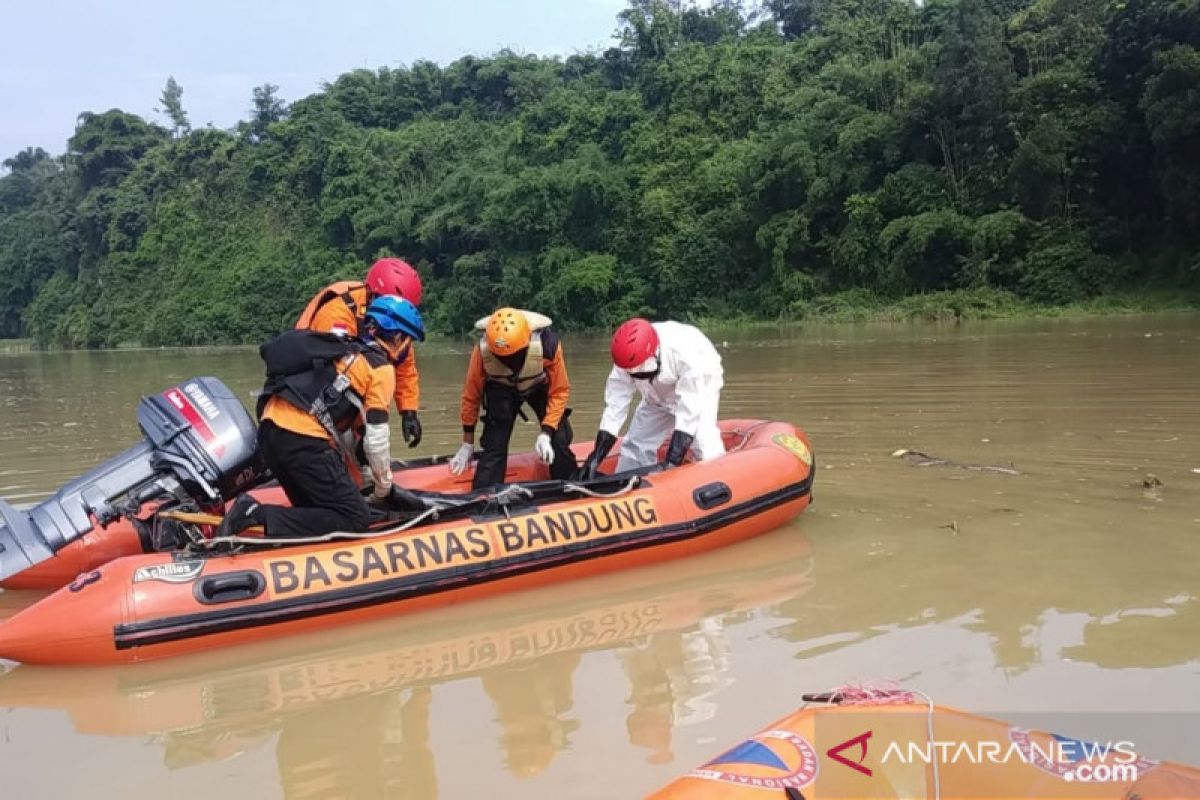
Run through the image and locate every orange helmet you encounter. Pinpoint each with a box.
[485,308,531,356]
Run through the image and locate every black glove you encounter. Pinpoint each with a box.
[576,430,617,481]
[401,411,422,448]
[369,485,433,512]
[664,430,695,467]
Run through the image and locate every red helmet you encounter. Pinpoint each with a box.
[365,258,423,306]
[611,318,658,369]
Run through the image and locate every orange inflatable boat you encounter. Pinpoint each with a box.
[0,526,813,742]
[652,690,1200,799]
[0,418,813,665]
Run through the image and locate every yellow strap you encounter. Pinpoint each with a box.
[157,509,265,533]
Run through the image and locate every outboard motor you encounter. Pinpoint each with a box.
[0,377,261,582]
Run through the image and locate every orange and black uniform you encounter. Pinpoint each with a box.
[257,342,395,538]
[461,328,574,489]
[296,281,420,413]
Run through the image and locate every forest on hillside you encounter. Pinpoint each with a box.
[1,0,1198,347]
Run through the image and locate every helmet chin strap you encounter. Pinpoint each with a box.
[497,348,529,373]
[364,328,405,362]
[628,351,660,381]
[382,337,407,363]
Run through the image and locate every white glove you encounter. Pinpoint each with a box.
[535,432,555,465]
[448,442,474,476]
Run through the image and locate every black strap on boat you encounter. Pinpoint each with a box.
[190,467,665,554]
[402,472,647,521]
[801,692,842,704]
[784,789,806,800]
[320,471,659,540]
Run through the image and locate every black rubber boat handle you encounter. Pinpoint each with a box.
[693,482,732,510]
[194,571,266,604]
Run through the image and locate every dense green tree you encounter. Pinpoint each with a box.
[0,161,75,337]
[765,0,822,39]
[0,148,56,210]
[248,83,288,141]
[1140,45,1200,236]
[1,0,1197,347]
[916,0,1016,208]
[69,110,168,193]
[157,76,191,137]
[2,147,51,174]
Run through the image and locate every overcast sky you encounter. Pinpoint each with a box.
[0,0,636,160]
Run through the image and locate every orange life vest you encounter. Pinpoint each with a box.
[294,281,369,331]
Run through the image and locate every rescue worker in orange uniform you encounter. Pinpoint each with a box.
[448,308,575,489]
[295,257,424,449]
[218,296,425,539]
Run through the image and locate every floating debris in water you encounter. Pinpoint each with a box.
[1142,473,1165,503]
[891,448,1021,476]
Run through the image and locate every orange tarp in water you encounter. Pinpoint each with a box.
[652,698,1200,799]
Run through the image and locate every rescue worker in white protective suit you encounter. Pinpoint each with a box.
[576,319,725,479]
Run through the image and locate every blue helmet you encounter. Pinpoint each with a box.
[365,295,425,342]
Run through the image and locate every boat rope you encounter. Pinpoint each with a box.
[915,688,940,800]
[190,506,444,549]
[182,474,642,552]
[185,483,544,550]
[561,476,640,498]
[494,484,535,504]
[727,420,770,455]
[489,484,535,520]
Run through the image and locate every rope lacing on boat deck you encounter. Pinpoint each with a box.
[185,477,644,550]
[562,475,640,499]
[189,505,445,549]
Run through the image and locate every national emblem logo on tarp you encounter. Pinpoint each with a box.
[689,730,819,790]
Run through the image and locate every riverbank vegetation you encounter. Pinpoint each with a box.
[1,0,1197,347]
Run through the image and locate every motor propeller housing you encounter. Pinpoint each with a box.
[0,377,261,582]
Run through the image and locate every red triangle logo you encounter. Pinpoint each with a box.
[827,730,873,777]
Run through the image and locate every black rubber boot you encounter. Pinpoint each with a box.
[215,494,261,538]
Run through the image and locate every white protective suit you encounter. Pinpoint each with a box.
[599,321,725,471]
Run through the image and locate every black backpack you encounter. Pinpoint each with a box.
[256,330,366,430]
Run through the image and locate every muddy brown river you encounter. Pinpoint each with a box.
[0,314,1198,798]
